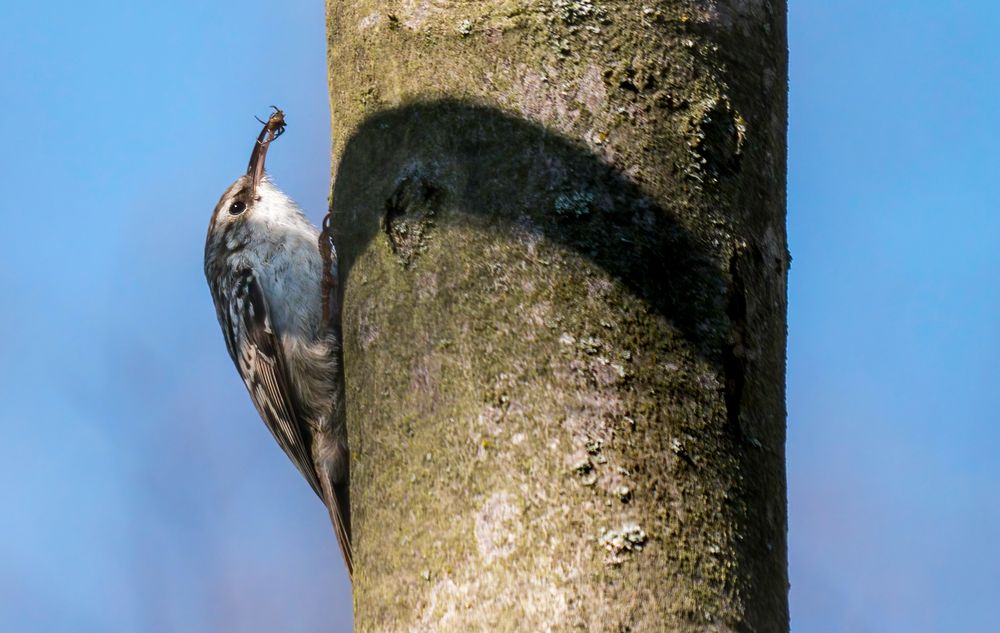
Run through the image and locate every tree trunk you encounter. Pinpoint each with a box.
[326,1,787,631]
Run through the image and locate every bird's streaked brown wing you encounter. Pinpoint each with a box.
[223,268,322,498]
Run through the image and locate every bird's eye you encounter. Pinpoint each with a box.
[229,200,247,215]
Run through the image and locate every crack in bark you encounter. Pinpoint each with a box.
[723,249,749,441]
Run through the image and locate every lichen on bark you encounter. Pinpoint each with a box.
[327,1,788,631]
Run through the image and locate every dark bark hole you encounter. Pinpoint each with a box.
[619,79,640,93]
[723,251,749,441]
[382,176,440,267]
[691,102,745,182]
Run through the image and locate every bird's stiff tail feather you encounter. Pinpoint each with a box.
[328,479,354,579]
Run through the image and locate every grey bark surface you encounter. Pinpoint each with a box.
[326,2,788,631]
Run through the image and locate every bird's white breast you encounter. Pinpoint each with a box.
[245,180,325,342]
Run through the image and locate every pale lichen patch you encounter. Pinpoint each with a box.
[413,567,569,632]
[599,522,648,564]
[358,10,382,29]
[475,491,523,564]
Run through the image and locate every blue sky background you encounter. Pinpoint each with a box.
[0,2,996,632]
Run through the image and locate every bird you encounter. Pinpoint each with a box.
[204,109,353,577]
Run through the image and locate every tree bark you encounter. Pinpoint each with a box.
[326,1,787,631]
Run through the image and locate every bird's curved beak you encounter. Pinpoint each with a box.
[246,107,286,200]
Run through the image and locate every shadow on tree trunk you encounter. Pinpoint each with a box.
[333,100,727,367]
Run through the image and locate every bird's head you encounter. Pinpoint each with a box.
[207,108,287,237]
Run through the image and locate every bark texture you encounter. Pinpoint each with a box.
[326,2,787,631]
